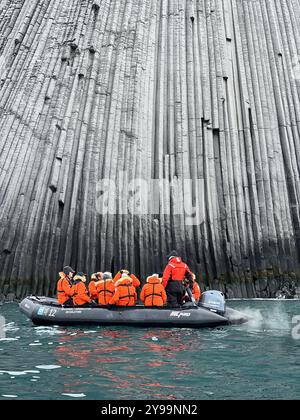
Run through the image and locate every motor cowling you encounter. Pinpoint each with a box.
[199,291,226,316]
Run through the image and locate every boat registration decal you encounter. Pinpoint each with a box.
[170,312,191,318]
[37,307,45,316]
[48,309,57,318]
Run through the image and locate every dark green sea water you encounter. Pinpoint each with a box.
[0,301,299,400]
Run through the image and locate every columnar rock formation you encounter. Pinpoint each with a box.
[0,0,300,299]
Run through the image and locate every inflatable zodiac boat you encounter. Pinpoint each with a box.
[20,291,248,329]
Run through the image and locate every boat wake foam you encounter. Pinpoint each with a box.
[239,306,291,333]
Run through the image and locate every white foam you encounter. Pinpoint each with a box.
[62,393,86,398]
[2,395,18,398]
[35,365,61,370]
[0,338,18,342]
[34,327,65,336]
[0,371,27,376]
[4,323,20,333]
[204,391,214,396]
[238,305,291,334]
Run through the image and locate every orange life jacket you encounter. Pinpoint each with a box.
[57,274,74,305]
[72,281,91,306]
[88,281,99,301]
[97,279,115,306]
[193,282,201,302]
[110,277,137,307]
[140,277,167,307]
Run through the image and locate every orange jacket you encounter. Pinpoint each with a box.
[57,273,74,305]
[140,277,167,307]
[113,272,140,288]
[162,257,193,288]
[72,281,91,306]
[110,277,137,307]
[89,281,99,301]
[193,282,201,302]
[97,279,115,306]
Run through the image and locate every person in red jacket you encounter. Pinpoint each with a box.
[72,273,91,307]
[57,266,75,306]
[162,251,193,307]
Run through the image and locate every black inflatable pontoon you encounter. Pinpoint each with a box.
[20,291,248,329]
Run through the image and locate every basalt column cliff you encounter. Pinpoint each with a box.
[0,0,300,299]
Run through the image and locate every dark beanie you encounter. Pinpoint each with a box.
[63,266,75,275]
[167,250,179,260]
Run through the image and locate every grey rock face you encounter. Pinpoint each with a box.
[0,0,300,298]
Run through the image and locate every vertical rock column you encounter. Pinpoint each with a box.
[0,0,299,298]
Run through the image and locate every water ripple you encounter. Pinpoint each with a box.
[0,301,299,400]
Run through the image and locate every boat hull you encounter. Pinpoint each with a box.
[19,297,248,329]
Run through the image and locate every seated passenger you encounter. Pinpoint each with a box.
[113,269,140,288]
[140,274,167,307]
[89,272,103,302]
[183,273,202,304]
[96,272,115,306]
[57,266,75,306]
[192,275,202,304]
[109,274,137,307]
[72,273,91,307]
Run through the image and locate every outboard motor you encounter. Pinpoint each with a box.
[199,291,226,316]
